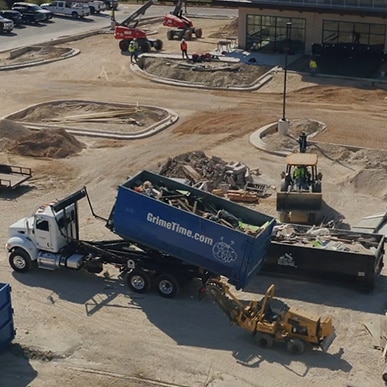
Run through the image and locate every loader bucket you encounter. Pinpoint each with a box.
[276,192,322,212]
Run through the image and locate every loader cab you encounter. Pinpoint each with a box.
[280,153,322,193]
[33,202,77,253]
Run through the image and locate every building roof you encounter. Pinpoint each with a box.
[213,0,387,18]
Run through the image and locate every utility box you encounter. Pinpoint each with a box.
[0,283,15,351]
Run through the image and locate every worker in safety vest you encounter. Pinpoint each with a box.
[293,165,307,189]
[309,57,318,75]
[129,39,138,63]
[180,38,189,59]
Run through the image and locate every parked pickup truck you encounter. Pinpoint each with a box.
[0,15,13,33]
[6,170,275,298]
[41,1,90,18]
[103,0,117,10]
[12,3,47,24]
[75,0,105,14]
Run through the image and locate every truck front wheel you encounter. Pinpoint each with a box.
[72,11,78,18]
[127,270,151,293]
[254,333,274,349]
[156,274,179,298]
[9,249,35,273]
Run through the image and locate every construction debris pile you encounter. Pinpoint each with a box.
[273,224,379,254]
[158,151,270,203]
[133,179,267,237]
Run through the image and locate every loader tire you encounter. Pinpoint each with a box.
[194,28,202,39]
[312,182,322,193]
[254,333,274,349]
[127,270,151,294]
[9,249,35,273]
[280,179,288,192]
[286,338,306,355]
[156,274,179,298]
[119,40,129,52]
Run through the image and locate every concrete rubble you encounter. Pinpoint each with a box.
[273,223,378,255]
[158,150,269,203]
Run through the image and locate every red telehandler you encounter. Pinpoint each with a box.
[163,0,202,40]
[114,0,163,52]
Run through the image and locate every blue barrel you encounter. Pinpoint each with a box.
[107,170,276,289]
[0,283,15,351]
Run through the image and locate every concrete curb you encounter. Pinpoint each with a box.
[3,99,179,140]
[0,48,80,71]
[133,55,279,91]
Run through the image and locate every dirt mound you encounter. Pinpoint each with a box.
[207,18,238,38]
[8,128,86,158]
[141,57,270,88]
[0,118,34,152]
[261,118,326,152]
[0,118,33,139]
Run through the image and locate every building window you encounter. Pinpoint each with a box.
[322,20,385,48]
[247,15,306,54]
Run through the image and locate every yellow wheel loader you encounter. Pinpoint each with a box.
[206,279,335,354]
[276,152,323,224]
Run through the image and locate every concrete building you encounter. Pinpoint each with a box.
[214,0,387,56]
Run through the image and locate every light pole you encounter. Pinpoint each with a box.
[278,22,292,135]
[282,22,292,120]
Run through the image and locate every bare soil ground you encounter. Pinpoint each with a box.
[0,16,387,387]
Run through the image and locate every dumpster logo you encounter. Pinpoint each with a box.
[278,253,297,268]
[212,237,237,263]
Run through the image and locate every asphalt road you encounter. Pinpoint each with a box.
[0,4,237,52]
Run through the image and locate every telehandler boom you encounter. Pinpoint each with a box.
[206,279,335,354]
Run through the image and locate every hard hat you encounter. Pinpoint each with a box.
[181,38,185,41]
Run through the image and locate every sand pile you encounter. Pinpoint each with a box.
[8,128,85,158]
[0,118,85,158]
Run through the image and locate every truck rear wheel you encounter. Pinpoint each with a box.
[9,249,35,273]
[127,270,151,293]
[156,274,179,298]
[71,11,78,18]
[286,338,306,355]
[254,333,274,349]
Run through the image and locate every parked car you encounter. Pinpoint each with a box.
[0,15,14,33]
[0,10,23,27]
[12,2,53,23]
